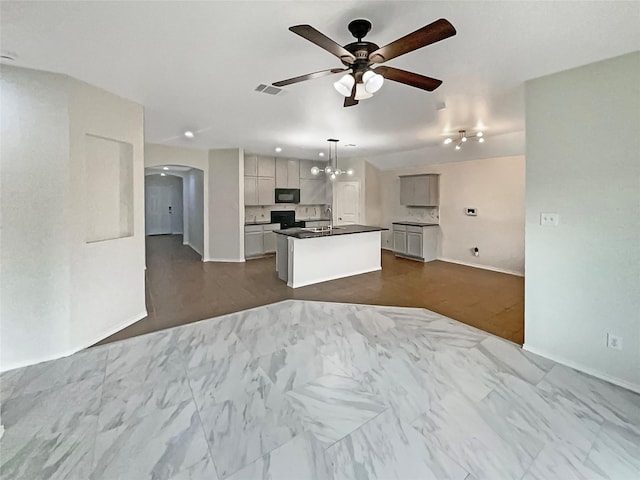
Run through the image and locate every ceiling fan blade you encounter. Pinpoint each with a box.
[374,66,442,91]
[344,82,359,107]
[290,25,356,64]
[272,68,348,87]
[368,18,456,64]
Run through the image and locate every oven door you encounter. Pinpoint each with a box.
[275,188,300,204]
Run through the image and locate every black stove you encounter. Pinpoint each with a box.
[271,210,305,229]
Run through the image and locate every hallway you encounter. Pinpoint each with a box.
[98,234,524,345]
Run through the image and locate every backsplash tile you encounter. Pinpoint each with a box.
[245,204,329,223]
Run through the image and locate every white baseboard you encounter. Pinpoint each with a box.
[204,257,245,263]
[0,310,148,373]
[438,257,524,277]
[523,344,640,394]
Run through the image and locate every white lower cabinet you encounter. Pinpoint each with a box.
[245,223,280,258]
[392,223,438,262]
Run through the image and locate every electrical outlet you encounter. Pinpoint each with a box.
[540,213,559,226]
[607,333,622,350]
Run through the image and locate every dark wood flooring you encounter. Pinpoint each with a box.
[97,234,525,346]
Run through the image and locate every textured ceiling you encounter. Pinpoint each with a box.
[2,1,639,168]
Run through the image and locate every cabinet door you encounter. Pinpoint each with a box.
[407,232,423,257]
[399,177,414,206]
[275,158,288,188]
[244,231,263,257]
[263,231,276,253]
[393,230,407,254]
[287,159,300,188]
[413,177,429,206]
[257,156,275,178]
[244,177,258,205]
[258,177,275,205]
[244,154,258,177]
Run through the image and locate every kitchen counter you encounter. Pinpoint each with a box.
[275,225,385,288]
[275,224,387,239]
[391,221,439,227]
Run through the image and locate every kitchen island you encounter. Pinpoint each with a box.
[274,225,388,288]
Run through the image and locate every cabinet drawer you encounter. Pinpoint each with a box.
[244,225,263,233]
[406,225,423,234]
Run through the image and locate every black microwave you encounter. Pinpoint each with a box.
[275,188,300,204]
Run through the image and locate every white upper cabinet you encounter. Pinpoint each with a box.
[257,156,275,178]
[275,158,300,188]
[244,154,258,177]
[244,177,258,206]
[399,174,439,206]
[258,177,275,205]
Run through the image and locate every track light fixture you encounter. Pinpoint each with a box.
[444,130,485,150]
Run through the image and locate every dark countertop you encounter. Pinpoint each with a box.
[245,221,279,226]
[392,221,439,227]
[275,224,388,239]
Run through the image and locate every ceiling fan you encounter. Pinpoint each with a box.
[272,18,456,107]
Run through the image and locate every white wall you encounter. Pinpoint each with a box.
[1,66,146,371]
[524,52,640,392]
[184,169,204,256]
[1,67,72,370]
[208,148,244,262]
[377,156,526,275]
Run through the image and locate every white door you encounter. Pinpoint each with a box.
[145,183,172,235]
[335,181,360,225]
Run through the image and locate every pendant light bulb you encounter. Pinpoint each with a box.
[443,138,452,145]
[311,166,320,175]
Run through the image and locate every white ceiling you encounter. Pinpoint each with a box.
[2,1,639,168]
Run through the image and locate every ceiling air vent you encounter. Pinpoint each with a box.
[255,84,284,96]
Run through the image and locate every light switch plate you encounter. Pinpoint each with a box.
[540,213,559,226]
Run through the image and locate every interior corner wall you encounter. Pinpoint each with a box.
[207,148,244,262]
[184,169,204,256]
[0,66,146,371]
[364,161,382,226]
[377,155,526,275]
[1,66,72,370]
[524,52,640,392]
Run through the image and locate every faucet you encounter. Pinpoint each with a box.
[326,205,333,229]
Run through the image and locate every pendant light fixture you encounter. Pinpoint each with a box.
[443,130,485,150]
[310,139,354,180]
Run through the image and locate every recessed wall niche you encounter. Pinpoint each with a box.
[85,134,134,242]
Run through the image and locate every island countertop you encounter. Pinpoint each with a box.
[392,221,439,227]
[274,224,388,239]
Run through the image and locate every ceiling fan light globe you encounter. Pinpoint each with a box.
[363,70,384,93]
[334,74,355,97]
[311,166,320,175]
[354,83,373,100]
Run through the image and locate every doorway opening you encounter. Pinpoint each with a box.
[144,165,204,258]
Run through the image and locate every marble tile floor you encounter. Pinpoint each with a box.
[1,300,639,480]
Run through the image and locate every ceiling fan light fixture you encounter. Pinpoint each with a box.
[334,74,355,97]
[354,83,373,100]
[362,70,384,94]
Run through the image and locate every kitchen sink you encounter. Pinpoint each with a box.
[302,226,346,233]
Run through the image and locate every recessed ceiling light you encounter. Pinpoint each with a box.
[319,152,325,157]
[275,147,282,153]
[184,131,195,139]
[163,167,169,170]
[161,173,166,176]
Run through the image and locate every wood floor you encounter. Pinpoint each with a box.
[97,234,524,346]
